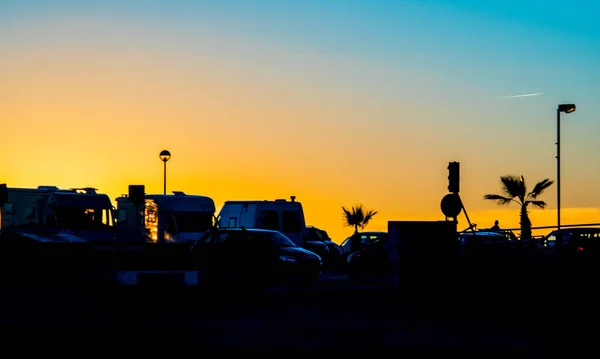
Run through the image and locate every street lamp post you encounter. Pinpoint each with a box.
[159,150,171,195]
[556,104,576,251]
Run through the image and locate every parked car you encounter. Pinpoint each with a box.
[303,240,331,267]
[458,230,513,256]
[345,233,391,282]
[190,227,322,285]
[484,229,519,241]
[340,231,388,259]
[542,228,600,256]
[305,226,342,268]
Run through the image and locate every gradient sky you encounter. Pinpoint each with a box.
[2,0,599,242]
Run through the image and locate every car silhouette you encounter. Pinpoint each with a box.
[190,227,322,285]
[341,232,390,282]
[340,231,388,259]
[542,227,600,256]
[304,226,342,268]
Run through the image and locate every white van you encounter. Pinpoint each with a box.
[116,190,215,244]
[217,196,307,247]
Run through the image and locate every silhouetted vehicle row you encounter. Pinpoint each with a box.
[543,228,600,255]
[190,227,322,286]
[0,184,343,286]
[338,226,600,284]
[3,183,598,288]
[457,227,600,258]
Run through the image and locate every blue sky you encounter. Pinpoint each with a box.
[4,0,599,91]
[2,0,598,153]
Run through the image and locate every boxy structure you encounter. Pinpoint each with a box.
[387,220,458,291]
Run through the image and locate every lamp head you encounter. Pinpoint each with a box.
[558,104,576,113]
[159,150,171,162]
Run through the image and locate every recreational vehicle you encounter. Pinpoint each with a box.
[0,185,116,242]
[217,196,307,247]
[115,186,216,244]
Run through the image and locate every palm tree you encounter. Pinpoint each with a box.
[342,204,378,234]
[483,175,554,240]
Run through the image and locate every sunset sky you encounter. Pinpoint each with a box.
[2,0,599,242]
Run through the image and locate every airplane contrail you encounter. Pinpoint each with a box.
[499,93,544,99]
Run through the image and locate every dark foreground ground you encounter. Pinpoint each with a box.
[1,270,598,358]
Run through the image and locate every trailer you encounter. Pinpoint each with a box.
[115,186,215,244]
[0,184,117,285]
[0,185,115,235]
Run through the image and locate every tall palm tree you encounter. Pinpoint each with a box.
[341,204,378,234]
[483,175,554,240]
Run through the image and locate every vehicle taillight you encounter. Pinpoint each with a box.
[577,246,584,252]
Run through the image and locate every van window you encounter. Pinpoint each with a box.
[174,213,212,232]
[228,217,237,227]
[282,210,302,233]
[259,210,279,231]
[3,202,14,215]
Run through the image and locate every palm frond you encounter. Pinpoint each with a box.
[483,194,513,206]
[341,206,355,227]
[500,175,526,202]
[341,206,352,218]
[364,209,378,220]
[342,204,378,231]
[342,205,365,228]
[487,174,552,238]
[529,179,554,199]
[361,209,378,229]
[528,200,547,209]
[354,204,365,223]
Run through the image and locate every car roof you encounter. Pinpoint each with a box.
[559,227,600,232]
[341,231,388,242]
[545,227,600,235]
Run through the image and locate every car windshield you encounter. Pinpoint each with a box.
[305,228,322,242]
[251,231,296,248]
[341,233,387,252]
[317,229,331,241]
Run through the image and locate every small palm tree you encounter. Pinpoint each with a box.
[342,204,378,234]
[484,175,553,240]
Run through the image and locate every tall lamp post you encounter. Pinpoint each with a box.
[159,150,171,195]
[556,104,576,250]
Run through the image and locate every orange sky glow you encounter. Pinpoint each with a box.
[2,11,599,243]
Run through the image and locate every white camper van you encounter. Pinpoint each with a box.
[116,188,216,244]
[217,196,307,247]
